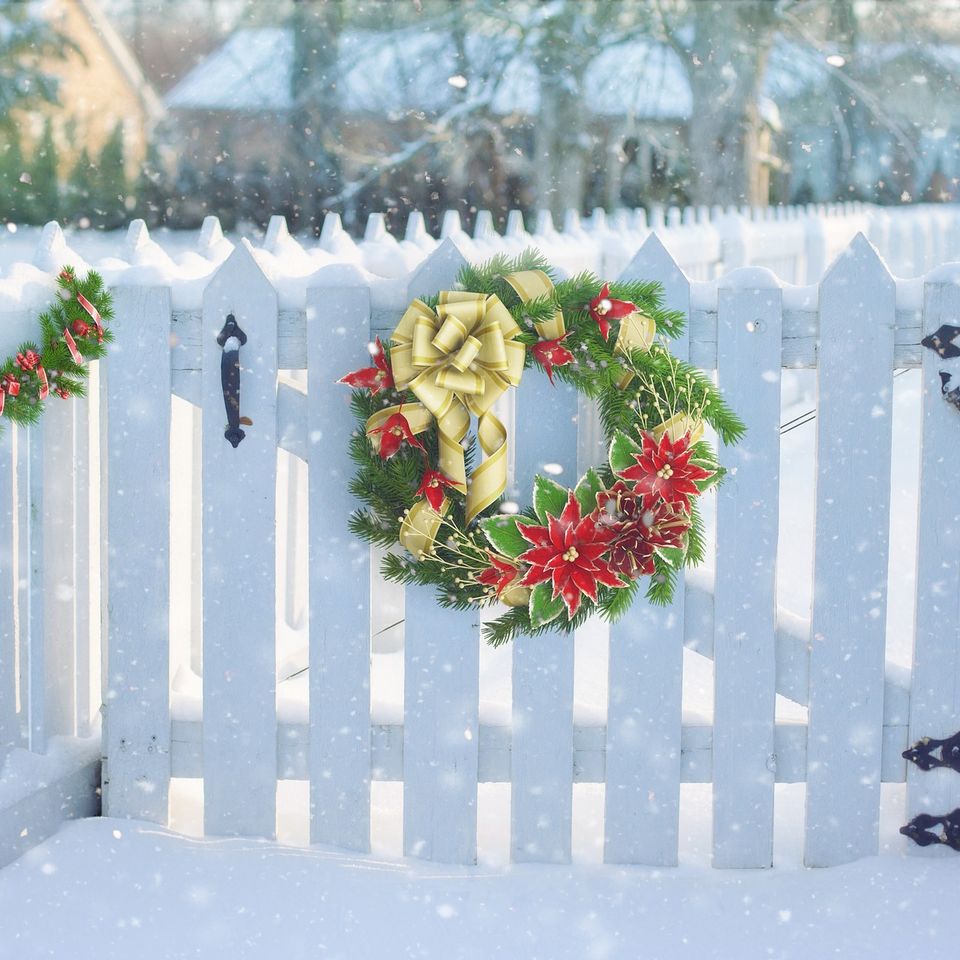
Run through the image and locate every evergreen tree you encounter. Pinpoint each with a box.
[26,119,60,224]
[0,133,29,224]
[0,4,69,116]
[93,122,129,229]
[65,147,96,226]
[133,140,170,228]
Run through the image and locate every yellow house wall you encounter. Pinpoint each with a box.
[14,0,152,180]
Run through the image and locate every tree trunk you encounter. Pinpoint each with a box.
[290,0,343,231]
[683,1,777,206]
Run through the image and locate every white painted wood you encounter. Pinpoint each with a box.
[804,235,896,867]
[201,242,279,838]
[41,400,75,737]
[512,631,574,862]
[509,270,579,863]
[401,241,481,862]
[73,390,92,737]
[170,716,909,785]
[0,426,17,760]
[403,591,479,863]
[905,273,960,845]
[306,274,371,852]
[24,422,45,753]
[713,270,781,868]
[605,234,690,865]
[102,286,172,822]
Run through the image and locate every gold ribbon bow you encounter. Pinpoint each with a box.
[367,272,562,559]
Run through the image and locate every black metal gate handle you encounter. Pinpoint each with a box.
[217,314,248,448]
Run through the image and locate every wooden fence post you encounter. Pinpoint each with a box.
[604,234,690,866]
[905,267,960,848]
[712,267,782,868]
[201,242,279,838]
[401,241,481,864]
[307,266,372,853]
[102,286,172,822]
[804,235,895,866]
[0,426,17,760]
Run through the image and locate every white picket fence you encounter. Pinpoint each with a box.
[1,212,960,871]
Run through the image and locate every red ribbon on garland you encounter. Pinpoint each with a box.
[63,326,84,365]
[76,293,104,342]
[0,373,20,416]
[17,351,49,401]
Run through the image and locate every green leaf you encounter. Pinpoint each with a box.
[533,474,568,523]
[529,581,564,629]
[481,514,532,558]
[574,467,605,515]
[657,544,686,569]
[609,429,642,473]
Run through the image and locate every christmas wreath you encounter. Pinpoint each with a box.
[0,266,113,430]
[339,251,744,646]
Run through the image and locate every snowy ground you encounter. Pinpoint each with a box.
[1,788,957,960]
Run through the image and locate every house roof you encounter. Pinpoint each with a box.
[164,25,960,122]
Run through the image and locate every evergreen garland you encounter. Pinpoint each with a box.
[0,267,114,432]
[340,251,745,646]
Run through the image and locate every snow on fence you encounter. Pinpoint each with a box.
[1,207,960,871]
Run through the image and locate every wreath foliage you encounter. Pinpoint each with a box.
[0,266,114,432]
[340,250,744,646]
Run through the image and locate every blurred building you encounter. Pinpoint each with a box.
[18,0,162,178]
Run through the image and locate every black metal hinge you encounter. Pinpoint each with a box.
[902,731,960,774]
[900,809,960,852]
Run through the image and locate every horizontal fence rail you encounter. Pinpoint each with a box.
[0,208,959,871]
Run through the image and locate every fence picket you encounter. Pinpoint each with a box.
[201,243,279,838]
[804,236,895,866]
[905,272,960,842]
[24,422,45,752]
[403,592,479,863]
[307,273,371,852]
[102,286,172,821]
[73,390,93,737]
[604,234,690,865]
[0,426,16,760]
[511,324,579,864]
[713,269,781,868]
[42,402,76,737]
[400,241,481,862]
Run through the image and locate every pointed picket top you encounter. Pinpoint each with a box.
[562,209,581,234]
[473,209,495,239]
[649,205,666,231]
[534,209,556,236]
[506,209,527,238]
[681,206,696,226]
[205,237,273,304]
[711,204,725,222]
[364,212,389,242]
[320,211,344,244]
[666,207,682,228]
[406,236,468,300]
[822,233,893,295]
[405,210,429,243]
[33,221,87,273]
[197,216,231,261]
[265,215,290,251]
[440,209,464,239]
[124,218,151,257]
[618,231,682,285]
[696,206,710,224]
[632,208,648,231]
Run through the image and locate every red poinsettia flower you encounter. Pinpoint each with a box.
[587,283,637,340]
[477,553,522,599]
[367,410,424,460]
[531,333,575,385]
[416,467,459,512]
[597,482,689,578]
[516,491,624,618]
[338,337,394,395]
[617,431,714,511]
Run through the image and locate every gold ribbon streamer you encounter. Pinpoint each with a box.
[399,498,449,560]
[614,311,657,390]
